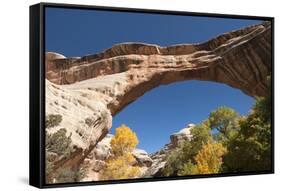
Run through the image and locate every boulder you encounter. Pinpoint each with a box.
[93,134,113,161]
[132,149,153,167]
[170,123,195,148]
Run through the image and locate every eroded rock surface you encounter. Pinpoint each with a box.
[170,124,195,148]
[132,149,153,167]
[146,124,195,176]
[45,22,272,173]
[81,134,152,181]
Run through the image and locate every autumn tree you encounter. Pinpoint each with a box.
[100,125,140,180]
[100,152,140,180]
[192,142,226,174]
[110,125,139,156]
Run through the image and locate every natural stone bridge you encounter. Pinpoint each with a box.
[45,21,271,170]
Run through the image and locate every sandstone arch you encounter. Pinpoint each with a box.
[45,21,271,170]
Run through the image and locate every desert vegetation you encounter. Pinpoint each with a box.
[100,125,141,180]
[158,78,272,176]
[45,114,86,184]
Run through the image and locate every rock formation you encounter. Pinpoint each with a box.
[45,22,272,173]
[81,125,193,180]
[132,149,153,167]
[146,124,195,176]
[170,124,195,148]
[81,134,152,181]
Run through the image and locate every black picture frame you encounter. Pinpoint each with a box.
[30,2,274,189]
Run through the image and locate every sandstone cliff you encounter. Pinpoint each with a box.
[45,21,272,172]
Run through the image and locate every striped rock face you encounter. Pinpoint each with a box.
[45,22,272,170]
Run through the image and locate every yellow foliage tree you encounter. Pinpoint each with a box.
[100,152,140,180]
[100,125,140,180]
[193,142,227,174]
[110,124,139,156]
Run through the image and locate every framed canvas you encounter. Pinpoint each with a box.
[29,2,274,188]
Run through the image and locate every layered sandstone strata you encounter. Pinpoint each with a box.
[45,21,272,171]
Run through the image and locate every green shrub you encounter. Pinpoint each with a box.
[46,114,62,128]
[46,128,72,156]
[55,167,77,183]
[45,159,54,184]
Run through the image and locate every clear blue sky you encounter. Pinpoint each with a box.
[45,7,263,153]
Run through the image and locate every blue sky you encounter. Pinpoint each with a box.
[45,7,263,153]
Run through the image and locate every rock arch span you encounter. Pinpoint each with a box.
[45,21,271,170]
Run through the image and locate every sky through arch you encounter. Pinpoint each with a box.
[111,80,254,153]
